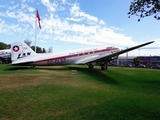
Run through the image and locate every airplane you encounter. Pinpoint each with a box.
[11,41,154,70]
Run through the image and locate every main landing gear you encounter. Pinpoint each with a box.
[100,62,108,70]
[87,62,108,70]
[30,65,36,68]
[88,63,94,69]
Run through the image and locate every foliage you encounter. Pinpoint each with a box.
[133,57,140,66]
[24,39,32,47]
[30,46,46,53]
[31,46,42,53]
[0,42,10,50]
[128,0,160,21]
[42,48,46,53]
[48,46,53,53]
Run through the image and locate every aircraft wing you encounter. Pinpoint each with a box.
[75,55,100,64]
[85,41,154,63]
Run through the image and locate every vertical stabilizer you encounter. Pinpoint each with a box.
[11,42,36,62]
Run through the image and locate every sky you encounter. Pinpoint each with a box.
[0,0,160,56]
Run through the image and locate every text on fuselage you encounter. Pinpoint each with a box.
[47,58,66,65]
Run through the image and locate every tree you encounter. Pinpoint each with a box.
[128,0,160,21]
[24,39,32,47]
[31,46,43,53]
[0,42,10,50]
[42,48,46,53]
[133,57,140,67]
[48,47,53,53]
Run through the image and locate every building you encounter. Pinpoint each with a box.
[111,56,160,68]
[137,56,160,67]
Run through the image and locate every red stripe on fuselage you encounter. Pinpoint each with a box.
[35,48,119,63]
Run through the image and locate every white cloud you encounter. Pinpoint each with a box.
[20,3,35,12]
[8,4,19,10]
[99,20,105,25]
[0,0,138,49]
[41,0,57,12]
[27,7,35,12]
[69,3,98,23]
[62,0,66,4]
[21,3,28,10]
[40,15,135,46]
[0,5,6,8]
[21,0,35,3]
[0,19,29,35]
[21,0,27,2]
[5,10,35,27]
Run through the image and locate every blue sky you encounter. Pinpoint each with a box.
[0,0,160,56]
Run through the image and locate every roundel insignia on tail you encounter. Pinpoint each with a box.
[13,45,20,52]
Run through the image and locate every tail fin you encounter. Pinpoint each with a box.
[11,42,36,62]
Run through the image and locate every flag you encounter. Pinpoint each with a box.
[36,10,42,29]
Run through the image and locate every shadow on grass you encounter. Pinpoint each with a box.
[4,65,118,85]
[35,65,119,85]
[4,66,31,71]
[66,66,119,85]
[4,66,69,71]
[33,65,119,85]
[35,66,70,71]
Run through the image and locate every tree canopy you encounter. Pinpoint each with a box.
[24,39,32,47]
[31,46,46,53]
[133,57,140,67]
[0,42,10,50]
[48,47,53,53]
[128,0,160,21]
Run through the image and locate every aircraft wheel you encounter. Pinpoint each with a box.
[88,63,94,69]
[100,62,108,70]
[30,65,36,69]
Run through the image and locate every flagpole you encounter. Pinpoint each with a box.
[35,9,37,53]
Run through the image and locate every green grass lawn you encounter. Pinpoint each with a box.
[0,64,160,120]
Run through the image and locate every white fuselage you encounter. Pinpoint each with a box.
[12,45,120,66]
